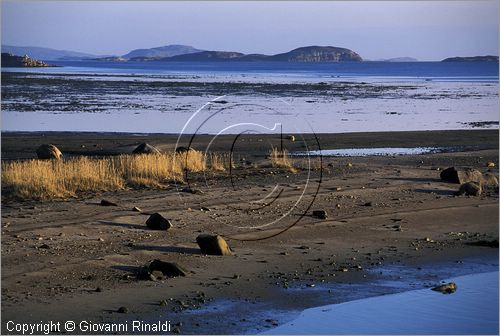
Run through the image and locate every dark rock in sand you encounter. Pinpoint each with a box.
[312,210,328,219]
[431,282,457,294]
[440,167,483,184]
[100,199,118,206]
[146,213,173,230]
[180,187,204,194]
[117,306,128,313]
[466,239,499,248]
[175,146,195,153]
[196,234,232,256]
[147,259,187,279]
[132,143,160,154]
[456,182,482,196]
[36,144,62,160]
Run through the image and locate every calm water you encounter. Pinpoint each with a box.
[266,271,499,335]
[3,60,499,82]
[1,61,498,134]
[293,147,444,157]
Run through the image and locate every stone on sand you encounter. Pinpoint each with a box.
[196,234,232,256]
[146,213,173,230]
[456,182,482,196]
[431,282,457,294]
[132,143,160,154]
[440,167,482,184]
[100,199,118,206]
[312,210,328,219]
[36,144,62,160]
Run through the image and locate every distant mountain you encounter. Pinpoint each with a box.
[122,45,203,59]
[1,45,101,61]
[1,53,55,67]
[164,51,245,61]
[442,55,499,62]
[267,46,362,62]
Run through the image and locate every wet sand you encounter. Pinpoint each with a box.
[1,130,499,334]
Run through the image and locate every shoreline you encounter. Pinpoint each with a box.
[1,129,498,334]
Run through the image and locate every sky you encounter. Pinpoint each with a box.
[1,1,498,61]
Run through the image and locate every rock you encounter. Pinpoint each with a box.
[180,187,204,194]
[431,282,457,294]
[312,210,328,219]
[440,167,483,184]
[36,144,62,160]
[117,306,128,313]
[287,135,296,142]
[146,213,172,230]
[456,182,482,196]
[132,206,142,212]
[132,143,160,154]
[38,244,51,249]
[466,239,499,248]
[175,146,195,153]
[147,259,188,279]
[100,199,118,206]
[2,53,53,67]
[196,234,232,256]
[487,162,495,168]
[347,163,353,167]
[363,202,373,207]
[481,173,499,187]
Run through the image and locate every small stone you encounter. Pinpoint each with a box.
[39,244,50,249]
[456,182,482,196]
[146,213,173,230]
[132,206,142,212]
[432,282,457,294]
[487,162,495,168]
[117,306,128,313]
[95,287,102,292]
[363,202,373,207]
[312,210,328,219]
[97,238,105,242]
[196,234,232,256]
[347,163,353,167]
[159,300,168,306]
[100,199,118,206]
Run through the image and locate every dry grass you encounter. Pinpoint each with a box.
[270,148,297,173]
[1,150,217,200]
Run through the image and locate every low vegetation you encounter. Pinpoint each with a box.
[1,151,233,200]
[270,148,297,173]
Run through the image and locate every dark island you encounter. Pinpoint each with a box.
[442,55,499,62]
[96,45,363,63]
[1,53,55,67]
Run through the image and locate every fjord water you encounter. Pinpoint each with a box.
[1,61,498,134]
[4,60,499,82]
[265,271,499,335]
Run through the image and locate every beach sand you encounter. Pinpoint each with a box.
[1,129,498,334]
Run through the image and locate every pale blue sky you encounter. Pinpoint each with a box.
[1,1,498,60]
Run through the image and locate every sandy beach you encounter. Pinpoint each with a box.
[1,129,498,334]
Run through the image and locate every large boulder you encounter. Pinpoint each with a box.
[440,167,482,184]
[196,234,232,256]
[456,182,482,196]
[132,143,160,154]
[36,144,62,160]
[146,213,173,230]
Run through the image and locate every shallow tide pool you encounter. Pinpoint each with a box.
[293,147,443,157]
[264,271,499,335]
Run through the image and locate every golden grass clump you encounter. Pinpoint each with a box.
[208,153,234,172]
[270,148,297,173]
[1,150,209,200]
